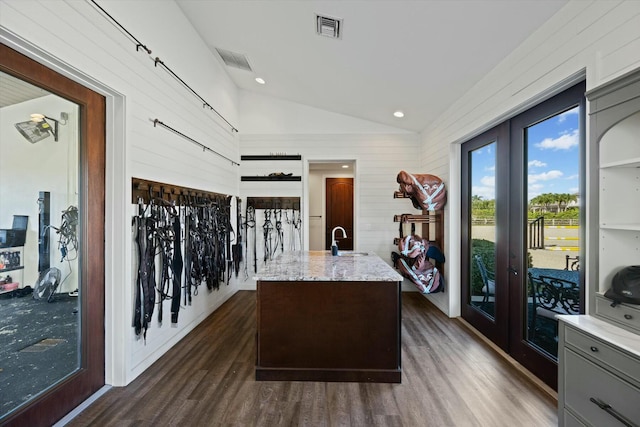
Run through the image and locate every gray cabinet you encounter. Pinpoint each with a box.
[558,318,640,427]
[558,67,640,427]
[586,67,640,329]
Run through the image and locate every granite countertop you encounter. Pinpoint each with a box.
[254,250,403,282]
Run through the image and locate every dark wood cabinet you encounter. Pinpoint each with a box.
[256,280,401,383]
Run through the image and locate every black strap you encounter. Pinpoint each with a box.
[233,198,242,277]
[171,214,183,323]
[133,199,144,336]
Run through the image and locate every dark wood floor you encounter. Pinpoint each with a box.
[67,291,557,426]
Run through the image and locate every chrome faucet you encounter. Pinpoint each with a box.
[331,226,347,256]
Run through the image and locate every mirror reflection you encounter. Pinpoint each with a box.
[0,70,81,417]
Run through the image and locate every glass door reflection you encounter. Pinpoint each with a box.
[0,70,81,417]
[524,106,581,358]
[469,141,497,318]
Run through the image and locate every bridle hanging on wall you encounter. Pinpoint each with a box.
[131,178,234,338]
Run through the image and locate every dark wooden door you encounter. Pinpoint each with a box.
[325,178,353,250]
[1,44,106,427]
[461,82,585,391]
[507,81,585,390]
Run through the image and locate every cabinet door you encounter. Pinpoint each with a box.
[563,349,640,426]
[562,410,587,427]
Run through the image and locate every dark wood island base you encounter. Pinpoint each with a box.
[256,280,402,383]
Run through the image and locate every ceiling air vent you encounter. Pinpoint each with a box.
[316,14,342,39]
[215,48,253,72]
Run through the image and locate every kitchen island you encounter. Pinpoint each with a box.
[254,250,403,383]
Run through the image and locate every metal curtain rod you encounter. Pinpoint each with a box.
[153,119,240,166]
[153,57,238,133]
[89,0,151,54]
[90,0,239,133]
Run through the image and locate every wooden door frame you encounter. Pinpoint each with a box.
[0,44,106,427]
[304,159,357,251]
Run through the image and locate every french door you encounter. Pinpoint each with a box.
[461,82,585,389]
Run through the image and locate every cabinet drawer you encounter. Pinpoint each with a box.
[596,294,640,334]
[563,410,587,427]
[565,327,640,383]
[564,349,640,427]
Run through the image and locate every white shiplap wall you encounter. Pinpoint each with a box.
[420,0,640,317]
[1,0,241,385]
[239,134,422,291]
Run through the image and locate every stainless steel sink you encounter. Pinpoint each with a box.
[338,251,369,257]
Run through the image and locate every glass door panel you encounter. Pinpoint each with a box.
[469,142,497,318]
[0,70,82,418]
[523,106,581,358]
[461,122,509,351]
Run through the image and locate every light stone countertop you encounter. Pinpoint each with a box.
[558,314,640,358]
[254,250,403,282]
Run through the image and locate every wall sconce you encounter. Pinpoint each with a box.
[14,112,66,143]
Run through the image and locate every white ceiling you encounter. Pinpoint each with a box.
[177,0,569,133]
[0,71,49,108]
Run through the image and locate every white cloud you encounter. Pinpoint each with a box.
[480,175,495,187]
[528,170,563,184]
[535,129,579,150]
[528,159,547,168]
[472,185,495,200]
[529,183,544,192]
[475,145,493,156]
[557,108,579,123]
[528,184,545,200]
[565,174,578,180]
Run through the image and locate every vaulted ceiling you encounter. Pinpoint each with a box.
[177,0,569,132]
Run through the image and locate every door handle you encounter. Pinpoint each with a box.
[508,266,518,276]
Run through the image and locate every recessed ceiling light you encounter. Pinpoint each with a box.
[393,111,404,118]
[255,77,266,85]
[342,165,349,169]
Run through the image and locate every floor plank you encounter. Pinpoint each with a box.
[67,291,557,426]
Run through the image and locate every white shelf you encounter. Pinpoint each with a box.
[600,157,640,169]
[590,67,640,331]
[600,223,640,231]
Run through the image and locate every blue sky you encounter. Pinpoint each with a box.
[472,106,580,202]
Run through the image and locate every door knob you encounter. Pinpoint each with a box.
[508,266,518,276]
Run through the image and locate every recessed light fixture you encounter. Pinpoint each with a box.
[393,111,404,118]
[342,165,349,169]
[255,77,266,85]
